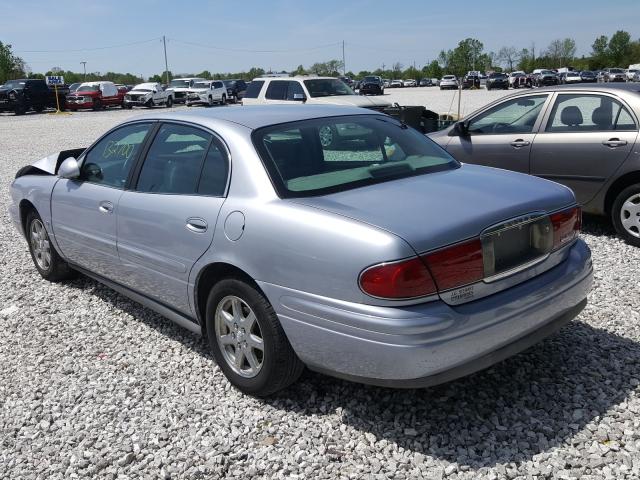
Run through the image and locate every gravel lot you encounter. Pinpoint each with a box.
[1,94,640,480]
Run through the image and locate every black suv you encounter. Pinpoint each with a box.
[223,79,248,103]
[486,72,509,90]
[359,76,384,95]
[0,79,69,115]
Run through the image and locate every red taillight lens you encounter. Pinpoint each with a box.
[550,206,581,250]
[422,239,484,291]
[359,257,437,299]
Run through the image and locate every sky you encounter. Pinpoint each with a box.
[1,0,638,77]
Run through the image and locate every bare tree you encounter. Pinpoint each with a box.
[497,46,519,71]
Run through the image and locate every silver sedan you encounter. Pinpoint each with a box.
[10,105,592,396]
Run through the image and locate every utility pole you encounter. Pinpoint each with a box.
[162,35,170,85]
[382,63,385,71]
[80,61,87,80]
[342,40,346,75]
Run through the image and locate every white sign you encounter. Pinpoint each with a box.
[46,76,65,86]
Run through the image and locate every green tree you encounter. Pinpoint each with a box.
[0,41,26,83]
[497,46,519,71]
[291,64,306,76]
[608,30,632,66]
[422,60,442,79]
[590,35,609,69]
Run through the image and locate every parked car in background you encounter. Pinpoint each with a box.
[462,74,481,89]
[10,105,592,396]
[430,84,640,245]
[168,77,206,104]
[560,71,583,84]
[223,79,248,103]
[403,79,417,87]
[242,76,391,110]
[626,69,639,81]
[359,76,385,95]
[389,79,403,88]
[0,78,69,115]
[338,76,354,88]
[66,81,124,111]
[124,82,174,108]
[186,80,227,107]
[532,69,559,87]
[419,78,433,87]
[508,71,526,88]
[598,68,627,83]
[633,71,640,82]
[486,72,509,90]
[579,71,597,83]
[440,75,458,90]
[382,79,391,88]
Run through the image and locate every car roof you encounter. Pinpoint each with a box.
[129,104,383,130]
[532,83,640,95]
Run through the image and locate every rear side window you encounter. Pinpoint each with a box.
[546,94,637,132]
[198,140,229,196]
[244,80,264,98]
[213,81,224,89]
[136,124,212,194]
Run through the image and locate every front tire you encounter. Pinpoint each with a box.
[166,96,173,108]
[612,184,640,247]
[26,211,75,282]
[206,278,304,397]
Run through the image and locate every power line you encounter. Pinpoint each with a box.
[168,38,343,54]
[16,38,162,53]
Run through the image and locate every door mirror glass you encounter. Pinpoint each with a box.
[58,157,80,179]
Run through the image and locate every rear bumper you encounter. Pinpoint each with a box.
[260,239,592,387]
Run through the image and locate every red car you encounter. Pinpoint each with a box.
[66,81,125,111]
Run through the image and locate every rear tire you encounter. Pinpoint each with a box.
[92,99,102,111]
[166,96,173,108]
[206,278,304,397]
[25,210,75,282]
[612,184,640,247]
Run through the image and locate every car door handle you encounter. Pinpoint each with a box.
[186,217,208,233]
[510,139,530,148]
[98,201,114,214]
[602,138,628,148]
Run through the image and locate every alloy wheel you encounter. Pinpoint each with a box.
[620,193,640,238]
[30,219,51,270]
[214,295,264,378]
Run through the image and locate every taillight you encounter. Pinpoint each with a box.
[550,206,581,250]
[359,257,437,299]
[422,239,484,291]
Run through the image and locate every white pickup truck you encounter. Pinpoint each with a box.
[124,82,174,108]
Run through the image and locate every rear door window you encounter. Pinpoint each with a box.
[265,81,288,100]
[244,80,263,98]
[136,124,212,194]
[545,94,637,132]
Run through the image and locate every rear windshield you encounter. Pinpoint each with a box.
[253,115,459,198]
[77,85,99,92]
[609,69,624,73]
[303,79,354,97]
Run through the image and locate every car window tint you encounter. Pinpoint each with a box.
[213,81,224,89]
[137,124,212,194]
[81,123,152,188]
[265,81,288,100]
[546,94,637,132]
[244,80,263,98]
[286,81,305,100]
[255,115,457,197]
[197,140,229,196]
[468,95,547,135]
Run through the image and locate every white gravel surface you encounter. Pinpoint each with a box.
[1,96,640,479]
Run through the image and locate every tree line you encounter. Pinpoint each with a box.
[1,31,638,86]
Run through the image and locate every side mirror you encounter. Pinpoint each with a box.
[453,121,470,136]
[58,157,80,179]
[293,93,306,102]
